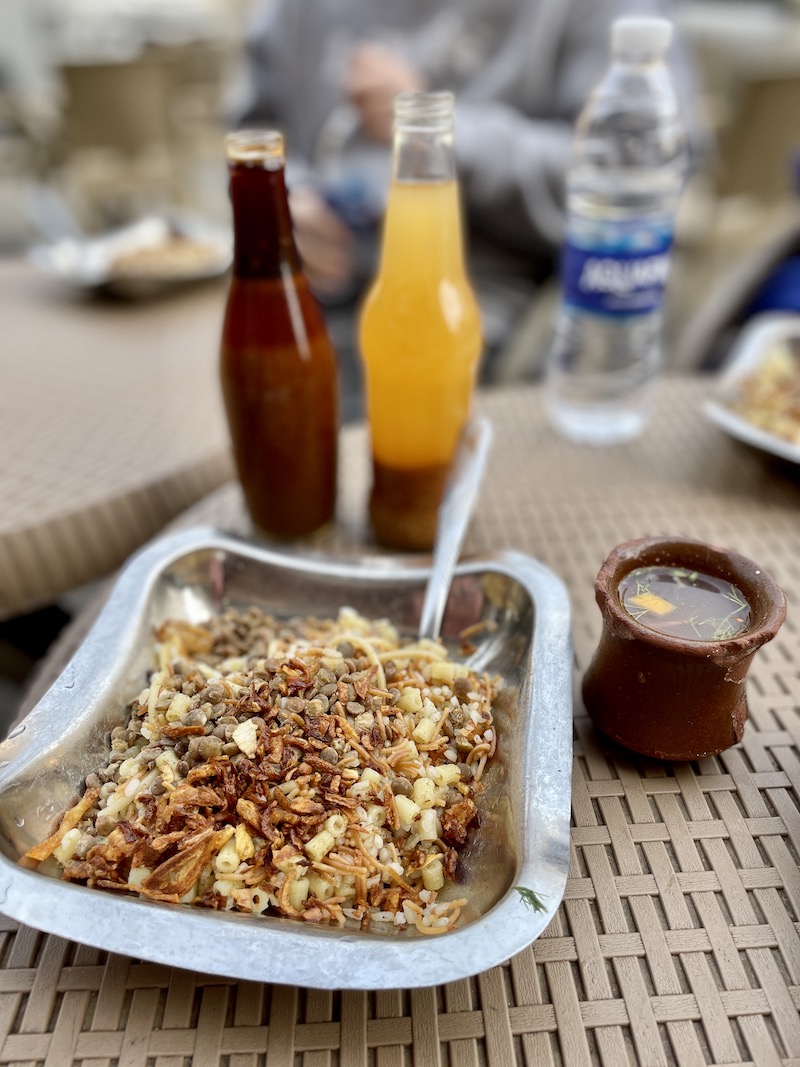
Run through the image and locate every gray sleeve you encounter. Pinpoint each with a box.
[455,102,572,254]
[234,0,292,128]
[231,0,316,189]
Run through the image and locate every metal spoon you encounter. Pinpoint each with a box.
[418,416,494,641]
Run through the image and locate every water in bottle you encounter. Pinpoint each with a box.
[544,17,688,445]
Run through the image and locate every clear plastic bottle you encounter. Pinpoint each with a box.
[544,17,688,445]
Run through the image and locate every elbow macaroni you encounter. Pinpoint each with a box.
[214,838,241,875]
[304,829,336,864]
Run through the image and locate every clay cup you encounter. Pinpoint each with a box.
[582,536,787,761]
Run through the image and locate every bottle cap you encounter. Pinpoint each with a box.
[225,129,285,168]
[394,91,454,131]
[612,17,673,56]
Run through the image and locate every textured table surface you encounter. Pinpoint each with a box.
[0,258,234,621]
[9,378,800,1066]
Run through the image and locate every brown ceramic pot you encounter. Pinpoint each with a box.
[582,536,786,761]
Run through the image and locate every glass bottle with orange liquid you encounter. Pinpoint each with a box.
[359,92,482,551]
[220,130,338,539]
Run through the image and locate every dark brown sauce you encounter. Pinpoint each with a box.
[369,461,450,551]
[619,565,751,641]
[220,156,338,538]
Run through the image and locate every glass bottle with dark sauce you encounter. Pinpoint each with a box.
[220,129,338,538]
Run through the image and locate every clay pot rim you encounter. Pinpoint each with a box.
[595,535,787,661]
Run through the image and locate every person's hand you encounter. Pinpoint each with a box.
[288,185,356,297]
[344,43,427,143]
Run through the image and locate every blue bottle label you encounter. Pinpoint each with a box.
[561,217,675,318]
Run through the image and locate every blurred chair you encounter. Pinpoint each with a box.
[56,40,235,229]
[675,211,800,371]
[487,279,560,383]
[712,72,800,202]
[0,0,62,247]
[671,61,800,370]
[54,55,177,228]
[60,57,174,156]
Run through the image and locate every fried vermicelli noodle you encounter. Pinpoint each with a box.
[23,608,500,933]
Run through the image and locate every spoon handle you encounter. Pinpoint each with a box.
[418,416,494,642]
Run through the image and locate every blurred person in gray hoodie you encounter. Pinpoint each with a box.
[233,0,704,417]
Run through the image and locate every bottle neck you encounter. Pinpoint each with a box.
[391,92,456,184]
[608,51,669,82]
[611,40,669,65]
[380,92,465,279]
[228,156,302,279]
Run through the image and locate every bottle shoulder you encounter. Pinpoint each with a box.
[223,274,337,356]
[577,63,684,148]
[571,122,687,174]
[360,273,482,363]
[362,272,481,320]
[226,271,322,306]
[583,61,679,113]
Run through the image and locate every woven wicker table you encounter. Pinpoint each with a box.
[9,379,800,1066]
[0,258,233,622]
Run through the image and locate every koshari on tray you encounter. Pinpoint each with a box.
[0,529,572,990]
[23,606,502,934]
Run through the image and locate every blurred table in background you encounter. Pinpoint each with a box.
[0,256,233,622]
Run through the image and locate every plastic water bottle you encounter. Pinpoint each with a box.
[544,17,688,445]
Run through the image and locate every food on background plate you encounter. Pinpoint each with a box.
[23,607,501,934]
[727,337,800,445]
[109,233,228,280]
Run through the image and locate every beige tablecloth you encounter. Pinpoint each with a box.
[10,379,800,1066]
[0,258,233,621]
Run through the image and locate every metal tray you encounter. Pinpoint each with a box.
[0,528,572,989]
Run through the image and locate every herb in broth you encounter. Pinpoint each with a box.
[619,566,751,641]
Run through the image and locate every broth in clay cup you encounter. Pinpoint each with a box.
[582,536,786,761]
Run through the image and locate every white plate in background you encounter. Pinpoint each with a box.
[702,312,800,465]
[29,214,232,295]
